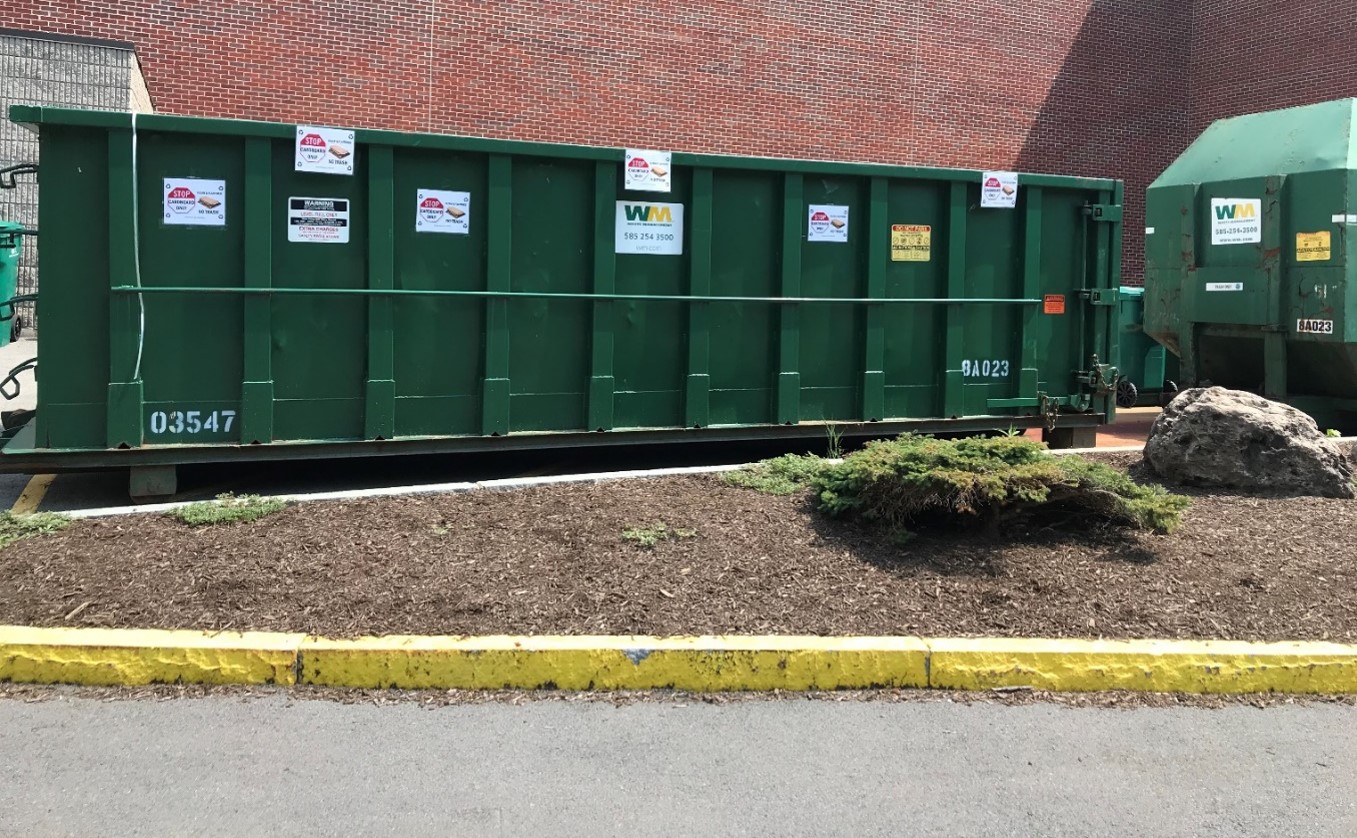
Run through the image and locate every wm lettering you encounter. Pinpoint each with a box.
[1214,203,1257,221]
[624,204,673,223]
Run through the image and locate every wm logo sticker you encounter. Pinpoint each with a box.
[623,204,673,223]
[1213,202,1257,221]
[1210,197,1262,245]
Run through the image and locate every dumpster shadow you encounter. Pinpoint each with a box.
[1013,0,1193,283]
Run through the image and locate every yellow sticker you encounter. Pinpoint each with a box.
[891,224,931,262]
[1297,231,1331,262]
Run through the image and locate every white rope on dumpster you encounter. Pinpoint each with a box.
[130,110,146,382]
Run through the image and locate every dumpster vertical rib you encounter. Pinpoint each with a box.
[1019,186,1043,399]
[685,167,713,428]
[365,145,396,439]
[482,155,512,435]
[776,173,803,424]
[861,176,887,421]
[1091,187,1113,410]
[587,161,616,431]
[1261,175,1287,399]
[106,128,144,449]
[943,182,967,417]
[1106,180,1125,421]
[241,137,274,444]
[1180,185,1200,387]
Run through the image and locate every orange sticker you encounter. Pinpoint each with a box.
[1043,294,1066,315]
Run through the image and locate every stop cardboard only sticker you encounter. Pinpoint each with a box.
[624,149,671,193]
[981,171,1019,208]
[295,125,355,175]
[162,177,226,227]
[415,189,471,234]
[807,205,849,242]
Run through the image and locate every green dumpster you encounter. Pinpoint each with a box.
[0,221,23,347]
[3,105,1124,497]
[1116,286,1179,407]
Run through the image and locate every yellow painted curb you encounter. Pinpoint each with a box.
[298,635,931,691]
[11,474,55,515]
[0,626,303,686]
[929,637,1357,694]
[4,627,1357,694]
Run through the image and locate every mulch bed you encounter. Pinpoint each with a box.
[2,452,1356,641]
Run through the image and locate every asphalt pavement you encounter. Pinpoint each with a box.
[1,694,1354,837]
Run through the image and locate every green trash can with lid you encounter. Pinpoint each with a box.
[0,221,25,347]
[1117,286,1179,407]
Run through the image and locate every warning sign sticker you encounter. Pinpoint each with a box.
[295,126,355,175]
[623,149,672,193]
[287,197,350,244]
[162,177,226,227]
[415,189,470,235]
[1043,294,1066,315]
[808,205,849,242]
[890,224,931,261]
[1296,231,1331,262]
[981,171,1019,209]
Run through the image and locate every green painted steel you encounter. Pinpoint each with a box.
[1145,98,1357,429]
[5,105,1120,472]
[0,221,22,347]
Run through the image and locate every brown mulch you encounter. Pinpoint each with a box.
[2,452,1356,641]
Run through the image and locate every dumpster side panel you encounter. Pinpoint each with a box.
[1037,189,1099,400]
[1285,170,1350,397]
[10,106,1121,467]
[882,181,946,419]
[708,170,779,427]
[505,158,594,433]
[961,186,1023,417]
[35,126,111,450]
[612,166,690,431]
[270,141,368,442]
[799,175,866,422]
[138,132,245,445]
[391,149,487,438]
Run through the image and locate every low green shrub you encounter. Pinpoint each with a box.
[813,434,1189,536]
[721,453,827,496]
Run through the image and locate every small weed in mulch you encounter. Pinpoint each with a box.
[170,493,288,527]
[622,522,698,548]
[0,511,70,548]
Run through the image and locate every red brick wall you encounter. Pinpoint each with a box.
[4,0,1193,278]
[1190,0,1357,132]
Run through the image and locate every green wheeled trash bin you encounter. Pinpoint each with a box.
[0,221,24,347]
[1116,286,1178,407]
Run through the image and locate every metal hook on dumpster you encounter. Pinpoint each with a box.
[1,358,36,401]
[0,163,39,189]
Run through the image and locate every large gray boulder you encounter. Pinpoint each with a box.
[1144,387,1355,498]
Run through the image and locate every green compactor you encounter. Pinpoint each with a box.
[1145,97,1357,431]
